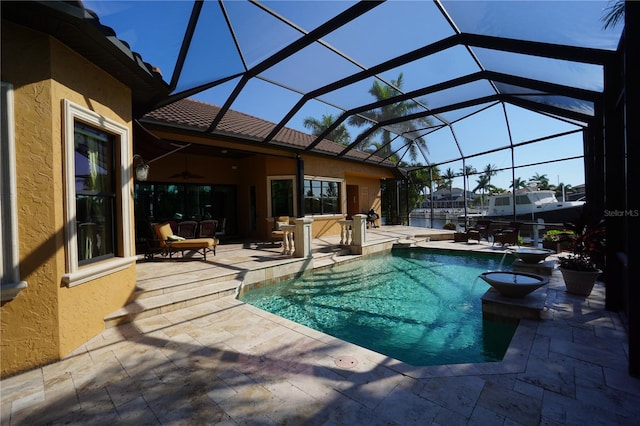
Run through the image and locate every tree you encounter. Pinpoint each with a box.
[531,173,550,189]
[303,114,351,145]
[442,167,456,208]
[555,183,573,201]
[482,163,498,191]
[348,73,431,163]
[473,174,490,211]
[409,166,441,207]
[602,0,624,29]
[510,177,527,190]
[460,164,476,196]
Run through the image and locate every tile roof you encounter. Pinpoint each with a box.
[143,98,390,165]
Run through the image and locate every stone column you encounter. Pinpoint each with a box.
[352,214,367,246]
[294,217,314,258]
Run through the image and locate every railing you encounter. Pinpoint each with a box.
[338,220,353,245]
[280,224,295,255]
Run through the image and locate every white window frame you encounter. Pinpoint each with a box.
[62,100,135,287]
[1,82,27,301]
[303,175,345,218]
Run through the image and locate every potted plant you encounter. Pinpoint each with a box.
[558,216,605,296]
[453,231,468,242]
[542,229,575,252]
[443,222,457,230]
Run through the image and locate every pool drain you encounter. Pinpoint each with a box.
[334,356,358,369]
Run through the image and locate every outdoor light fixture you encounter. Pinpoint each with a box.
[133,154,149,181]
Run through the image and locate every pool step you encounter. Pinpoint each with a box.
[106,244,351,328]
[393,237,428,248]
[104,277,241,328]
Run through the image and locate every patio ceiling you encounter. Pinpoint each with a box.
[79,1,623,175]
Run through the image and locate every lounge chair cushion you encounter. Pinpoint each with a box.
[153,223,218,259]
[275,221,288,230]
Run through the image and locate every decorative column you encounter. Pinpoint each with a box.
[338,220,353,245]
[352,214,367,246]
[280,224,295,255]
[294,217,314,258]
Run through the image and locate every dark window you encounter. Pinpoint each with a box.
[74,122,115,264]
[494,196,510,206]
[304,179,340,215]
[271,179,294,217]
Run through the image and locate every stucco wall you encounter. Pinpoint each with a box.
[1,22,137,377]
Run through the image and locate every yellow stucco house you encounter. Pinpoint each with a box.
[1,1,396,377]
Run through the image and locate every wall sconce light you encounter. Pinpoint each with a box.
[133,154,149,181]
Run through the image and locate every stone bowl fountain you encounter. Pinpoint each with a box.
[509,248,555,264]
[479,271,549,298]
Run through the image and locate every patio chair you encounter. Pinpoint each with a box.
[153,222,217,260]
[177,220,198,238]
[467,220,491,242]
[197,219,218,238]
[492,221,522,247]
[215,218,226,238]
[270,216,290,244]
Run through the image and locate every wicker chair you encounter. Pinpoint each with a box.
[177,220,198,238]
[492,221,522,246]
[198,219,218,238]
[467,220,491,242]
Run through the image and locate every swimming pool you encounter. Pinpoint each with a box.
[238,248,517,366]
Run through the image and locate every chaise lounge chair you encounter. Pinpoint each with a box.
[153,222,218,260]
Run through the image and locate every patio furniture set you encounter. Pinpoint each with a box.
[458,220,523,246]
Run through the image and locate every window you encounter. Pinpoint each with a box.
[63,100,134,286]
[304,179,341,215]
[74,123,115,264]
[270,178,294,217]
[494,196,510,206]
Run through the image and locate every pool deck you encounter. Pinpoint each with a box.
[2,225,639,425]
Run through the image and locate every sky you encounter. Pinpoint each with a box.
[83,0,623,192]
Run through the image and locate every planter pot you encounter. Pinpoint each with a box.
[559,267,601,296]
[543,240,573,252]
[453,233,468,242]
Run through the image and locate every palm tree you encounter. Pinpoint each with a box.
[473,174,490,211]
[348,73,431,162]
[482,163,498,191]
[460,165,476,197]
[555,183,573,201]
[602,0,624,29]
[442,167,456,209]
[531,173,550,189]
[409,165,440,208]
[510,177,527,190]
[303,114,351,145]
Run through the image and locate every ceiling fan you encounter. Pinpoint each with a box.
[169,155,203,179]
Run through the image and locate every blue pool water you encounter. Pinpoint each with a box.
[239,249,517,366]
